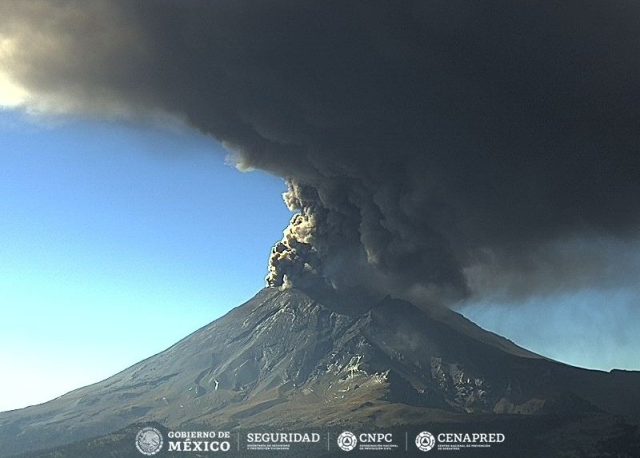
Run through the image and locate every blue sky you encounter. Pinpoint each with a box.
[461,289,640,372]
[0,109,637,412]
[0,109,290,411]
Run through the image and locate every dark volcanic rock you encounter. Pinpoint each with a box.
[1,287,639,456]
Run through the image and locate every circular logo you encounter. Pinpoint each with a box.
[415,431,436,452]
[135,427,163,456]
[337,431,358,452]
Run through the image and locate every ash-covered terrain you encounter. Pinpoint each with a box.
[1,287,639,457]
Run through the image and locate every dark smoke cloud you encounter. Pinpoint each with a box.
[2,0,640,303]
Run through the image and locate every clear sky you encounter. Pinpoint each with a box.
[461,289,640,372]
[0,109,290,412]
[0,108,637,412]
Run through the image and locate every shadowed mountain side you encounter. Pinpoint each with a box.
[1,288,639,456]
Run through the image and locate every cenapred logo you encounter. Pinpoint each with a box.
[337,431,358,452]
[136,427,163,455]
[415,431,436,452]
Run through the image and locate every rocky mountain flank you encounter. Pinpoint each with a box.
[1,287,639,456]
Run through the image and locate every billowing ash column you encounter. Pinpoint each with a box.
[266,180,323,289]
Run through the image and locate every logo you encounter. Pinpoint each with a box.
[136,427,163,455]
[245,432,321,451]
[415,431,436,452]
[337,431,358,452]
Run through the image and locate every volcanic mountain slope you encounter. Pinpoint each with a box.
[1,287,639,456]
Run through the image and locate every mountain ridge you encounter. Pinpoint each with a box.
[1,287,639,456]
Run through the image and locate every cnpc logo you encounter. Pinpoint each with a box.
[337,431,394,451]
[336,431,357,451]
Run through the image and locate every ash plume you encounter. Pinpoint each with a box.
[266,181,323,290]
[2,0,640,303]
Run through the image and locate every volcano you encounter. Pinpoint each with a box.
[1,287,639,456]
